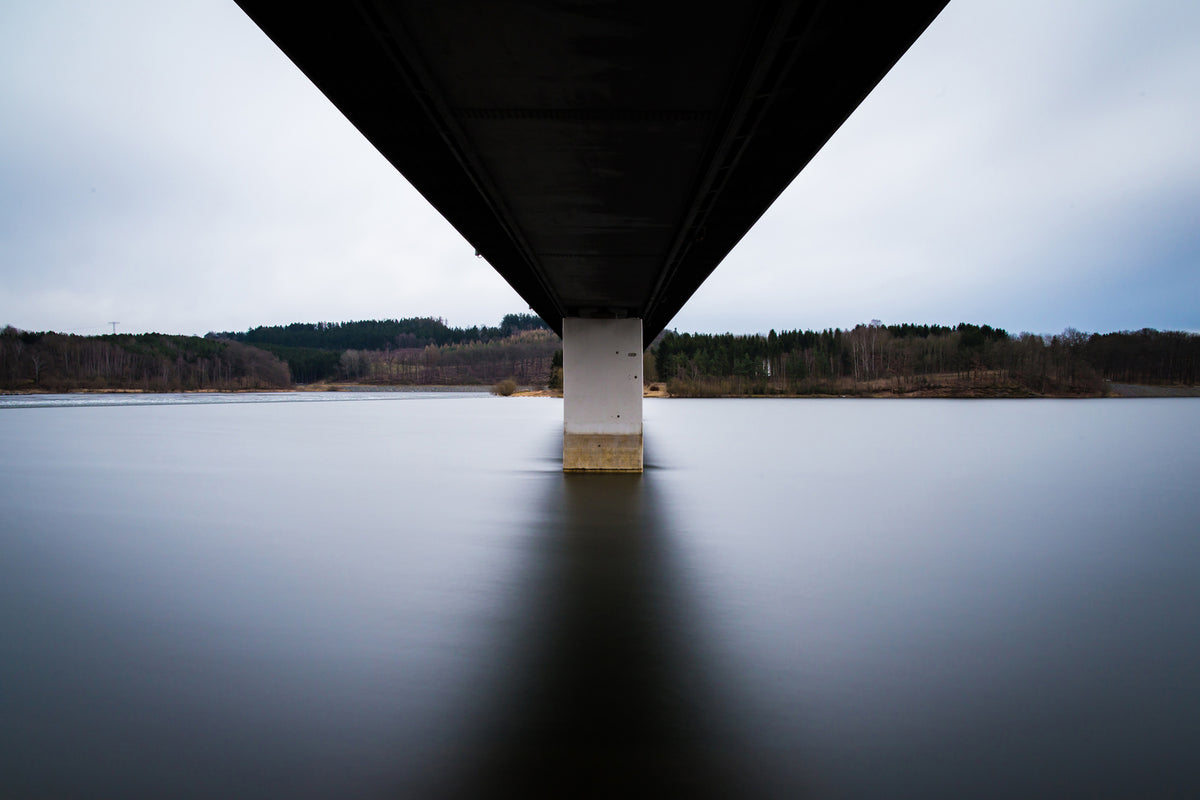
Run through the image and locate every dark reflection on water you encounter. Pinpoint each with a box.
[2,395,1199,798]
[442,472,759,798]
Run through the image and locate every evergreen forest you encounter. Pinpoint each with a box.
[206,314,556,385]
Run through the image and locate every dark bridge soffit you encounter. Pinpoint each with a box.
[235,1,949,341]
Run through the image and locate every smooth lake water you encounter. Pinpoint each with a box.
[2,393,1198,798]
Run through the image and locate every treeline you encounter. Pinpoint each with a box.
[1,327,291,392]
[8,316,1195,396]
[210,313,548,351]
[338,329,560,386]
[654,324,1200,397]
[207,313,553,384]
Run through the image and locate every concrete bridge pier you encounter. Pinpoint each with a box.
[562,317,643,472]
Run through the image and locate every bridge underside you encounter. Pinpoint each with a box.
[235,1,947,470]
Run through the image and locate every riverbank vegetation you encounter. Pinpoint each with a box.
[655,324,1200,397]
[208,314,557,386]
[1,327,290,392]
[4,316,1196,397]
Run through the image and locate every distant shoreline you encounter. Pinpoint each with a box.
[1105,382,1200,398]
[4,382,1197,399]
[0,384,493,396]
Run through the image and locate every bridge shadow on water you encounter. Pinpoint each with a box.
[429,455,775,798]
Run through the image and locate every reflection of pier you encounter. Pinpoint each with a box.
[441,471,762,798]
[234,1,948,470]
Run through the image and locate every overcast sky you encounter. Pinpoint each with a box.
[2,1,1197,337]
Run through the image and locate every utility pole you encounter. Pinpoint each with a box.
[108,322,119,334]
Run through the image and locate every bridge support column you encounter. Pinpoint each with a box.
[563,317,643,472]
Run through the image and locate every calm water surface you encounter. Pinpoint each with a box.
[2,393,1197,798]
